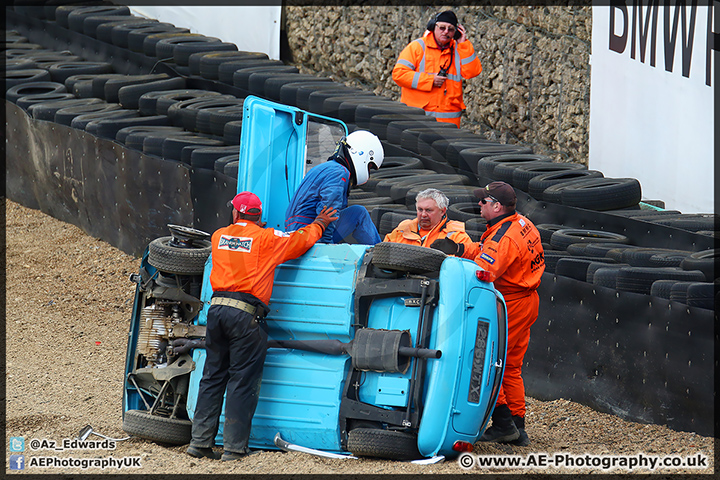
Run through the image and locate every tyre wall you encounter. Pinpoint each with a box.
[529,273,714,437]
[284,5,591,164]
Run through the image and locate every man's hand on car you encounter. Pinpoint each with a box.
[313,206,339,229]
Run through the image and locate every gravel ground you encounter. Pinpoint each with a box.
[4,198,715,475]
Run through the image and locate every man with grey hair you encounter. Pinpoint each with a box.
[384,188,478,258]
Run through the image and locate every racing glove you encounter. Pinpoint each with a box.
[430,237,465,256]
[312,206,339,230]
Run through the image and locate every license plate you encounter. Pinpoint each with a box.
[468,321,489,403]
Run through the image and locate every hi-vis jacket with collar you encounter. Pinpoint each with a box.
[392,30,482,122]
[384,216,480,259]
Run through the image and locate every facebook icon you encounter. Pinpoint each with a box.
[9,454,25,470]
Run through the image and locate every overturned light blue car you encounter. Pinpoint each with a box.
[122,97,508,460]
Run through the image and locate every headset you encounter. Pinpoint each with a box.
[426,11,461,40]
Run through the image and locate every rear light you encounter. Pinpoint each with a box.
[452,440,474,452]
[475,270,492,282]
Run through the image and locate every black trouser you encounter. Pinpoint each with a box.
[190,297,268,454]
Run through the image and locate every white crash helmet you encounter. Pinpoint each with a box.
[343,130,384,185]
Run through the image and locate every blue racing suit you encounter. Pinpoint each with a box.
[285,159,381,245]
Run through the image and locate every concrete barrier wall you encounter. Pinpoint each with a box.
[284,5,592,164]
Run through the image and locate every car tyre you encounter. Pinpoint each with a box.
[371,242,446,275]
[347,428,421,461]
[122,409,192,445]
[148,236,211,275]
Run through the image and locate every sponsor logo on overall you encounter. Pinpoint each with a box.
[218,235,252,252]
[480,253,495,264]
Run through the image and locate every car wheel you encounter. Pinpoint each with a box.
[371,242,446,275]
[122,409,191,445]
[347,428,420,461]
[148,236,211,275]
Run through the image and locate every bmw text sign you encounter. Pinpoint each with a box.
[588,1,715,214]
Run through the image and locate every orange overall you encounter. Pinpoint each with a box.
[210,220,324,304]
[384,216,479,258]
[392,30,482,126]
[473,212,545,418]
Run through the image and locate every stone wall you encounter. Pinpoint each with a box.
[283,5,592,165]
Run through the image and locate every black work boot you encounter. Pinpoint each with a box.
[479,404,520,443]
[509,415,530,446]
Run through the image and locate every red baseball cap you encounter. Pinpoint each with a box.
[228,191,262,215]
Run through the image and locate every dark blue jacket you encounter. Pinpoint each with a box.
[285,161,351,242]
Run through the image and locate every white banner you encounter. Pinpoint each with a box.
[129,6,282,60]
[589,1,715,213]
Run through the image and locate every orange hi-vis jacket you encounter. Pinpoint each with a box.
[210,220,324,305]
[473,212,544,301]
[384,216,479,258]
[392,30,482,125]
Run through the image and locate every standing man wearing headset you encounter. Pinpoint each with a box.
[392,10,482,127]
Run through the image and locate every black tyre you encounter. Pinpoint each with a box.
[190,146,241,169]
[127,26,190,53]
[217,58,284,84]
[669,281,694,304]
[380,156,425,171]
[650,279,678,299]
[30,98,103,121]
[528,170,604,200]
[492,160,555,184]
[71,110,138,131]
[476,154,552,180]
[103,74,171,104]
[6,81,67,103]
[47,61,114,84]
[511,162,587,192]
[535,224,567,244]
[378,211,418,237]
[385,174,472,203]
[685,282,716,309]
[233,65,300,90]
[174,41,237,67]
[584,242,639,258]
[555,257,615,282]
[3,69,51,89]
[447,202,482,222]
[615,267,706,295]
[620,248,692,268]
[55,103,122,126]
[365,169,436,194]
[16,93,76,111]
[386,122,455,148]
[148,236,211,275]
[592,266,624,289]
[117,77,187,110]
[560,178,642,210]
[214,155,238,173]
[649,214,718,233]
[543,250,572,274]
[550,229,629,251]
[122,409,191,445]
[155,89,224,116]
[194,50,268,78]
[680,249,717,281]
[587,262,630,284]
[224,160,239,179]
[91,115,170,141]
[371,242,446,274]
[347,428,420,461]
[224,121,243,145]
